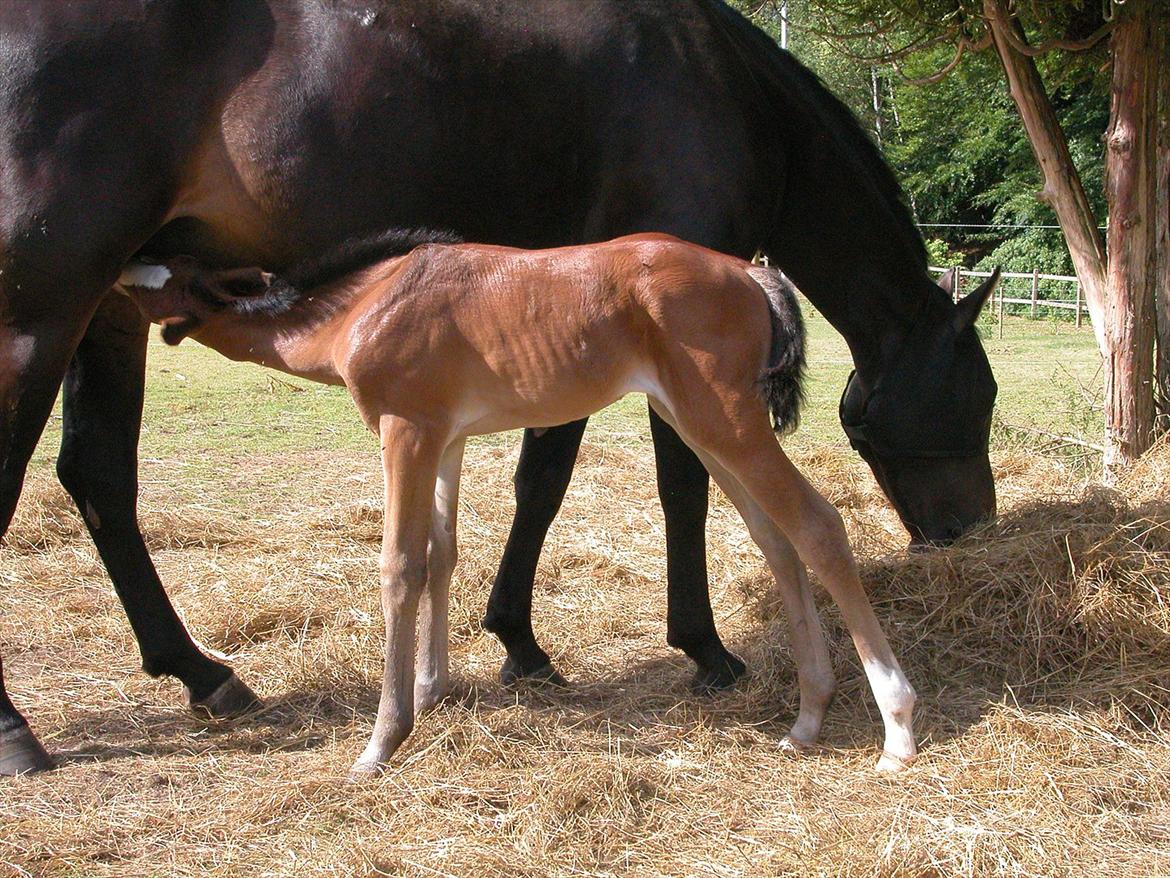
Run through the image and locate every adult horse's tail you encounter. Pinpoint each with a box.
[747,266,805,435]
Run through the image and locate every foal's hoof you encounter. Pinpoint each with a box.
[0,725,54,776]
[186,672,263,719]
[690,652,747,694]
[346,759,386,782]
[778,733,815,757]
[875,751,915,774]
[499,657,569,689]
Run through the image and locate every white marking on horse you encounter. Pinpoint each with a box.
[8,334,35,371]
[118,263,173,290]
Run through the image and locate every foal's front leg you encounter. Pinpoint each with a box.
[414,439,464,714]
[352,416,443,775]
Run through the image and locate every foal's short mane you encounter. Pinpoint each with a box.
[205,227,463,318]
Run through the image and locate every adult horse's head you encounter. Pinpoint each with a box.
[839,270,1001,548]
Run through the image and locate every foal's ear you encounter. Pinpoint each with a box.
[953,268,1001,333]
[213,267,274,301]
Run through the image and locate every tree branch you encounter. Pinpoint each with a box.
[895,30,994,85]
[979,11,1115,56]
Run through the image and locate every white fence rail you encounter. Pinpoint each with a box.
[751,255,1090,332]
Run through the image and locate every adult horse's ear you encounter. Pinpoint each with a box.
[953,268,1001,333]
[213,267,273,301]
[937,267,957,300]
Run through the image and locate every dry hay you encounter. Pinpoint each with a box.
[3,436,1170,877]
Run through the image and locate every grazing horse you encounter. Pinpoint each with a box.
[118,232,918,775]
[0,0,997,774]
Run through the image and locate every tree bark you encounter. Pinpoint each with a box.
[1155,4,1170,428]
[985,0,1160,472]
[983,0,1109,353]
[1103,1,1159,467]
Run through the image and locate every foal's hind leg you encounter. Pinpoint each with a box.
[647,401,834,746]
[685,447,836,749]
[712,430,916,771]
[657,396,916,770]
[414,439,464,714]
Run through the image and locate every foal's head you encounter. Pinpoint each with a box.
[119,256,273,344]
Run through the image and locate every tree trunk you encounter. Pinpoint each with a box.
[985,0,1160,472]
[983,0,1109,352]
[1103,1,1159,467]
[1155,5,1170,428]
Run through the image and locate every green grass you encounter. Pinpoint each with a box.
[27,304,1103,480]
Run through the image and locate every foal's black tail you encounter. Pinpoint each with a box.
[746,266,806,435]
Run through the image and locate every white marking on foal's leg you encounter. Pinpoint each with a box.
[117,262,172,290]
[863,656,918,773]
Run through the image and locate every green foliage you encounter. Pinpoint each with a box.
[977,229,1075,277]
[924,237,961,266]
[729,0,1111,278]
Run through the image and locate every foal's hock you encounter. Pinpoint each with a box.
[120,233,917,775]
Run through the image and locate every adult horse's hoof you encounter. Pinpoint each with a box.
[690,652,747,694]
[0,725,54,776]
[186,672,262,719]
[499,657,569,689]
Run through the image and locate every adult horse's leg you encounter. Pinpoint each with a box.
[482,420,586,686]
[55,294,259,714]
[483,408,743,692]
[648,408,746,691]
[0,309,100,774]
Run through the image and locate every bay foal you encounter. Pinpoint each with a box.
[119,232,916,775]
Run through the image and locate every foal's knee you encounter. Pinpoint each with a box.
[379,553,428,607]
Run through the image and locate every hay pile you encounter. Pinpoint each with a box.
[2,435,1170,877]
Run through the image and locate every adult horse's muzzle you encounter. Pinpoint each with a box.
[839,370,996,549]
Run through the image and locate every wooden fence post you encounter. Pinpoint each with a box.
[999,282,1005,338]
[1031,269,1039,318]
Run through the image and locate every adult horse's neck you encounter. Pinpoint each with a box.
[758,59,938,377]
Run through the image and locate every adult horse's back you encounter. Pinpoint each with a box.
[0,0,998,775]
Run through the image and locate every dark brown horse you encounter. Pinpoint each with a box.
[0,0,998,775]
